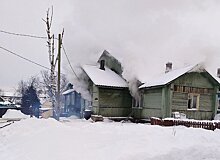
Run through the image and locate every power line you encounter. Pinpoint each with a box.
[0,45,50,70]
[0,29,78,78]
[62,44,79,79]
[0,30,47,39]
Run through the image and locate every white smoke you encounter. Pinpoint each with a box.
[61,0,220,97]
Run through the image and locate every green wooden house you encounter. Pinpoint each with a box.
[82,50,132,117]
[133,63,220,120]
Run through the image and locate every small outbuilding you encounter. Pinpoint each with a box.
[62,83,90,118]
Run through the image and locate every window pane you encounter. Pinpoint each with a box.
[188,98,192,109]
[193,96,197,108]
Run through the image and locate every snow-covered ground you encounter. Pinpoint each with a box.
[0,111,220,160]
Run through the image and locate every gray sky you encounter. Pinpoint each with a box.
[1,0,220,92]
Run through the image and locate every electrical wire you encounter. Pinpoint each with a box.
[0,30,47,39]
[62,44,79,79]
[0,29,78,78]
[0,45,50,70]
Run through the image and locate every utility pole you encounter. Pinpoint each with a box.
[57,33,62,119]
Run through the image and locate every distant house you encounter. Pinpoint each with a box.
[82,50,132,117]
[134,63,220,120]
[1,91,21,108]
[62,83,89,118]
[0,96,19,117]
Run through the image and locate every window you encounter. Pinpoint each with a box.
[188,94,199,109]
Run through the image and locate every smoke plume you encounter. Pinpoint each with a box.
[62,0,220,97]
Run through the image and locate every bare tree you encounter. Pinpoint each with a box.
[42,7,64,119]
[42,7,58,114]
[41,70,68,98]
[17,80,28,96]
[17,77,40,96]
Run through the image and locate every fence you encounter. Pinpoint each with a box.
[150,117,220,131]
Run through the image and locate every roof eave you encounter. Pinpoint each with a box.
[96,85,128,89]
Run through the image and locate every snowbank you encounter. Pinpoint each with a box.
[0,118,220,160]
[2,109,30,119]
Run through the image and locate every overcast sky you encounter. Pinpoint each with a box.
[1,0,220,92]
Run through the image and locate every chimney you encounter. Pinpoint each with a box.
[165,62,172,73]
[217,68,220,78]
[100,60,105,70]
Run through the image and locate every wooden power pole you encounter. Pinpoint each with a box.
[57,33,62,118]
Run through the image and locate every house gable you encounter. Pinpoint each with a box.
[98,50,123,75]
[140,64,220,89]
[173,72,215,89]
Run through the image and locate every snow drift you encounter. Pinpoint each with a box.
[0,118,220,160]
[2,109,30,119]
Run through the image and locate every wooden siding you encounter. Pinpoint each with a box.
[92,85,99,114]
[171,92,215,120]
[144,89,162,109]
[141,108,162,118]
[186,110,213,120]
[140,88,163,119]
[199,94,212,111]
[172,92,188,110]
[93,87,132,117]
[172,92,216,120]
[170,72,218,120]
[173,72,214,88]
[99,108,131,117]
[163,86,172,118]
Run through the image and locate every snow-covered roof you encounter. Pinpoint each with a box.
[82,64,128,88]
[140,64,219,88]
[62,89,75,95]
[39,108,53,111]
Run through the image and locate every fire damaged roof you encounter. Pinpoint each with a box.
[139,64,220,89]
[82,64,128,88]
